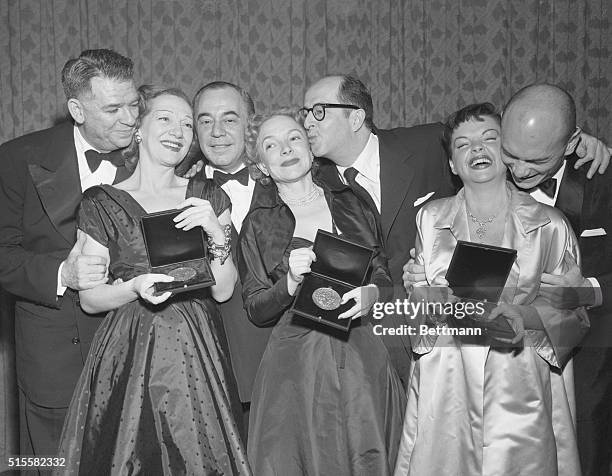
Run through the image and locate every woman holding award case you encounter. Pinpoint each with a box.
[57,86,250,475]
[237,111,405,475]
[394,103,589,476]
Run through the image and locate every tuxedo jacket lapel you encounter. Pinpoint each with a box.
[378,131,415,242]
[28,128,81,245]
[556,156,585,235]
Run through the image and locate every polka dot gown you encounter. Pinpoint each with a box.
[56,180,251,475]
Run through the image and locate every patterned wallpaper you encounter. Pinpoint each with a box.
[0,0,609,145]
[0,0,610,144]
[0,0,610,467]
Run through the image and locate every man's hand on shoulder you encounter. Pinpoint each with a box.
[574,131,611,178]
[61,230,108,291]
[180,159,204,179]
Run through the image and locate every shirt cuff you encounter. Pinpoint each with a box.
[57,261,68,296]
[586,277,602,308]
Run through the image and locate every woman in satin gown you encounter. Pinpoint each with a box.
[393,103,589,476]
[237,112,406,475]
[56,86,251,475]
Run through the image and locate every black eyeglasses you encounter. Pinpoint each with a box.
[298,103,360,121]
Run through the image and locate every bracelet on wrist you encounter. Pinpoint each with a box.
[207,224,231,265]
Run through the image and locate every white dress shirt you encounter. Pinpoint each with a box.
[336,133,381,213]
[57,127,121,295]
[204,164,255,233]
[529,161,566,207]
[74,126,119,192]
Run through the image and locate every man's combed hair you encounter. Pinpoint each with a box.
[192,81,255,119]
[61,49,134,100]
[442,102,500,157]
[337,75,375,130]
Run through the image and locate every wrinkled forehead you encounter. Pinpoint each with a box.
[196,86,247,118]
[148,94,192,117]
[80,77,136,109]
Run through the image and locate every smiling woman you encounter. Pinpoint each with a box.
[394,103,588,476]
[55,85,251,475]
[237,111,406,475]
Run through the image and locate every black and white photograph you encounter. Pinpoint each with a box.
[0,0,610,474]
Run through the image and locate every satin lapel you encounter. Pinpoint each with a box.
[499,213,521,304]
[249,179,265,212]
[447,200,470,243]
[258,205,294,273]
[248,181,295,273]
[556,157,585,235]
[378,132,415,241]
[231,223,240,254]
[28,137,81,246]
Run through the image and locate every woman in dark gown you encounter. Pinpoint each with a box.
[237,112,406,475]
[57,86,251,475]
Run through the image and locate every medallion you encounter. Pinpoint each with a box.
[312,287,342,311]
[168,266,197,282]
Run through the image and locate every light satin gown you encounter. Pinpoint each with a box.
[394,184,589,476]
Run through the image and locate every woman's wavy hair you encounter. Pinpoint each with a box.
[245,108,318,185]
[122,84,197,171]
[441,102,501,158]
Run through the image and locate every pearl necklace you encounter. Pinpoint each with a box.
[279,186,323,207]
[467,210,497,241]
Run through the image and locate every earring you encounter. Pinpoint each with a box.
[134,131,142,144]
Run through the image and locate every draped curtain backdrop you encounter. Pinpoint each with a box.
[0,0,610,467]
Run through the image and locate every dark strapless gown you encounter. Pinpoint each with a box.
[247,237,406,476]
[57,182,251,475]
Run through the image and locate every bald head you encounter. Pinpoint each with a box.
[503,84,576,145]
[500,84,580,189]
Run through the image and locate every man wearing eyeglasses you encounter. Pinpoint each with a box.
[302,75,456,291]
[301,75,610,385]
[300,74,456,381]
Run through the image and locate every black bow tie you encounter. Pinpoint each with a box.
[537,177,558,198]
[212,167,249,187]
[85,149,124,173]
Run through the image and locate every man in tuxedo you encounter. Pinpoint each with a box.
[402,83,611,473]
[303,75,456,289]
[302,74,457,381]
[501,84,612,476]
[193,81,272,437]
[0,49,138,458]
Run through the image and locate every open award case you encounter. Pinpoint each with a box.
[140,209,215,295]
[290,229,374,332]
[445,240,517,340]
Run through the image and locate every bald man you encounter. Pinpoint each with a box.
[405,85,612,474]
[304,75,611,386]
[501,84,612,476]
